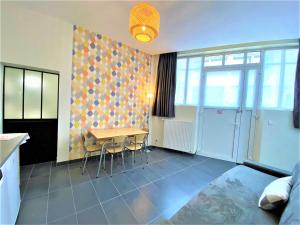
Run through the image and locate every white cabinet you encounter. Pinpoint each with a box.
[0,148,21,225]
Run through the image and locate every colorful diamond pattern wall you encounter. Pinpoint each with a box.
[70,25,152,158]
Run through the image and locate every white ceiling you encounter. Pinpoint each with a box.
[6,1,300,55]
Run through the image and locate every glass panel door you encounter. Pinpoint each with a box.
[4,68,23,119]
[42,73,59,118]
[24,70,42,119]
[197,69,243,162]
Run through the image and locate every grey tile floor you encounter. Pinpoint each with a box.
[17,148,236,225]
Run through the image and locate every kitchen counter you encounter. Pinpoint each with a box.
[0,133,29,225]
[0,133,29,168]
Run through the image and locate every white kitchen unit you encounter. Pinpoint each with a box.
[0,133,29,225]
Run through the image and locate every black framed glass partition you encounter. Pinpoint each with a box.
[3,66,59,165]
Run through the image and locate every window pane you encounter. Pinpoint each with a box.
[43,73,58,118]
[175,58,187,104]
[4,68,23,119]
[177,58,187,70]
[282,64,296,109]
[261,65,281,108]
[247,52,260,64]
[245,69,256,108]
[204,55,223,67]
[264,50,282,64]
[285,49,298,63]
[24,70,42,118]
[186,72,201,105]
[225,53,244,65]
[188,57,201,70]
[204,70,241,107]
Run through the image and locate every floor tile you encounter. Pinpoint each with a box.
[196,158,236,177]
[48,213,77,224]
[92,176,120,202]
[86,159,108,179]
[69,166,90,186]
[51,164,68,173]
[23,176,49,200]
[125,168,151,187]
[16,195,47,224]
[20,180,28,199]
[30,162,51,178]
[16,148,234,225]
[49,168,71,192]
[110,173,136,194]
[20,164,34,181]
[102,196,138,224]
[73,181,99,211]
[77,205,108,225]
[135,166,162,182]
[149,160,180,177]
[122,189,160,224]
[47,187,75,222]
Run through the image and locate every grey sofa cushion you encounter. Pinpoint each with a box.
[280,162,300,225]
[160,165,280,224]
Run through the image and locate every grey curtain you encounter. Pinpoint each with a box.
[152,52,177,117]
[293,41,300,128]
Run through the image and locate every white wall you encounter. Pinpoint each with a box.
[1,3,73,162]
[252,110,300,172]
[150,104,197,147]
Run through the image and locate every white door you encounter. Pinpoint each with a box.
[196,67,260,162]
[196,69,243,161]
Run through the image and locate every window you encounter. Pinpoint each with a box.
[261,49,298,110]
[4,66,59,119]
[204,70,241,107]
[245,69,257,108]
[186,57,202,105]
[204,55,222,67]
[175,58,187,105]
[175,57,202,105]
[225,53,244,65]
[247,52,260,64]
[4,68,23,119]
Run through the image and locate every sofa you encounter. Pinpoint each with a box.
[159,162,300,224]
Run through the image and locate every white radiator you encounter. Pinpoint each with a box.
[163,120,196,153]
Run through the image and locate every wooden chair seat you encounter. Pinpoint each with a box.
[86,144,102,152]
[125,143,143,151]
[106,145,124,154]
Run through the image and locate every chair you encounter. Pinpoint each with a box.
[125,133,148,166]
[81,133,102,174]
[97,136,127,177]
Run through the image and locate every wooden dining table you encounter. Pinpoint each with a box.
[88,127,148,140]
[88,127,149,177]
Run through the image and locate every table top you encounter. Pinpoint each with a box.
[88,128,148,140]
[0,133,29,167]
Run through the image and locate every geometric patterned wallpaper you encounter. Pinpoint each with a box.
[69,25,152,159]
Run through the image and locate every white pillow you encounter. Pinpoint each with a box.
[258,176,292,210]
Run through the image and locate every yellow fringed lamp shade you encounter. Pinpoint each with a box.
[129,3,160,43]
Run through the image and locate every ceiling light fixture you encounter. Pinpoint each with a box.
[129,3,160,43]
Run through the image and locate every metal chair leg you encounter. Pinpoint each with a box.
[96,148,104,178]
[110,154,114,177]
[132,151,135,166]
[80,152,87,168]
[144,146,149,164]
[103,152,106,170]
[82,152,88,175]
[121,152,125,171]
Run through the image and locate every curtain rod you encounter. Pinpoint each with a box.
[178,39,299,57]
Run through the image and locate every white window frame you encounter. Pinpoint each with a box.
[176,56,202,106]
